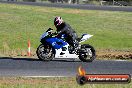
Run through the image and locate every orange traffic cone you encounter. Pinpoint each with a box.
[27,40,31,56]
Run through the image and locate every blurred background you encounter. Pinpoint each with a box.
[1,0,132,6]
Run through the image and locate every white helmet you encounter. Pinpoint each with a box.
[54,17,63,27]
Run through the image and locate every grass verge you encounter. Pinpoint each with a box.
[0,77,131,88]
[0,3,132,58]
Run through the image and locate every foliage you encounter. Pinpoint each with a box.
[23,0,36,2]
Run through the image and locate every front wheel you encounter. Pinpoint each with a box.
[36,44,55,61]
[79,44,96,62]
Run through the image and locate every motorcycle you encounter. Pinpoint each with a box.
[36,28,96,62]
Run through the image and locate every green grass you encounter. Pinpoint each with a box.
[0,3,132,55]
[0,77,131,88]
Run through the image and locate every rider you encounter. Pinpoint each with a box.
[53,16,79,53]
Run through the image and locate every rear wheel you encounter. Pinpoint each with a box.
[79,44,96,62]
[36,44,55,61]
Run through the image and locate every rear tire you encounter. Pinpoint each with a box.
[36,44,55,61]
[79,44,96,62]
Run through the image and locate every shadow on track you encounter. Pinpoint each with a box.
[0,57,40,61]
[0,57,82,62]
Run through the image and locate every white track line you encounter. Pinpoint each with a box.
[22,76,132,79]
[115,60,129,62]
[22,76,67,78]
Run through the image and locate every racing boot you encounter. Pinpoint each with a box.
[70,40,79,54]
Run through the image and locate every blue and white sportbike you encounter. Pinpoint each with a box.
[36,28,96,62]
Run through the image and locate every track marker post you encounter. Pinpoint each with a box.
[27,40,31,56]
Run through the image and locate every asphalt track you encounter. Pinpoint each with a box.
[0,57,132,77]
[0,1,132,12]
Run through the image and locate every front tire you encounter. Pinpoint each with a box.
[36,44,55,61]
[79,44,96,62]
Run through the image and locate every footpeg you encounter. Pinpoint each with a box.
[60,52,65,55]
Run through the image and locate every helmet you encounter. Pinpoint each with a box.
[54,17,63,27]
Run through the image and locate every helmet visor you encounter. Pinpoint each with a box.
[54,20,59,26]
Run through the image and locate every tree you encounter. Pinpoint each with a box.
[23,0,36,2]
